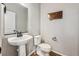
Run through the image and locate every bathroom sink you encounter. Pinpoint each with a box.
[8,34,33,46]
[8,34,33,56]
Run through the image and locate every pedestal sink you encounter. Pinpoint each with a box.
[8,34,33,56]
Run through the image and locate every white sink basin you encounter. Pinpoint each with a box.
[8,34,33,56]
[8,35,33,46]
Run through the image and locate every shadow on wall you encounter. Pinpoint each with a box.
[2,38,18,56]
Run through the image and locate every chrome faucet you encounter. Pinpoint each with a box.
[14,30,23,37]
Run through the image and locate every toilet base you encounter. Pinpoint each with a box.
[18,45,26,56]
[37,50,49,56]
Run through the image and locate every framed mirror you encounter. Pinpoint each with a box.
[4,3,28,35]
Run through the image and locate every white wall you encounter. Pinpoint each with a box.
[28,3,40,35]
[40,3,79,56]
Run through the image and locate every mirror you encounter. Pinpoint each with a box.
[4,11,16,34]
[4,3,28,35]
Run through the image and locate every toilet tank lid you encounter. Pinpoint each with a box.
[34,35,41,37]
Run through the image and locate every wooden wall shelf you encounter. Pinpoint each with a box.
[48,11,63,20]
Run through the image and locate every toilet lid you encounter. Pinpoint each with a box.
[38,43,51,49]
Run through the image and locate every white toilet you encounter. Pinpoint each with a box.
[34,35,51,56]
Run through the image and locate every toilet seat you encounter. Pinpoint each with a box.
[38,43,51,52]
[37,43,51,56]
[37,50,44,56]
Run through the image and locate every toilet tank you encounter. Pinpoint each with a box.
[34,35,41,45]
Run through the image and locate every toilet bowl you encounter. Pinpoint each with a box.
[37,43,51,56]
[34,35,51,56]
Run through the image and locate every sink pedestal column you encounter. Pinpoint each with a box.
[18,45,26,56]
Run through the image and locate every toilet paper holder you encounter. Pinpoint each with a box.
[52,37,57,41]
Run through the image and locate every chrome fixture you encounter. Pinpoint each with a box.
[14,30,23,37]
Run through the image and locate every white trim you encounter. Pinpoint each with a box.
[51,50,66,56]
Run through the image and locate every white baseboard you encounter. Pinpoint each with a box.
[51,50,66,56]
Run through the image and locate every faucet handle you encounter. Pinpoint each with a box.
[13,30,16,32]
